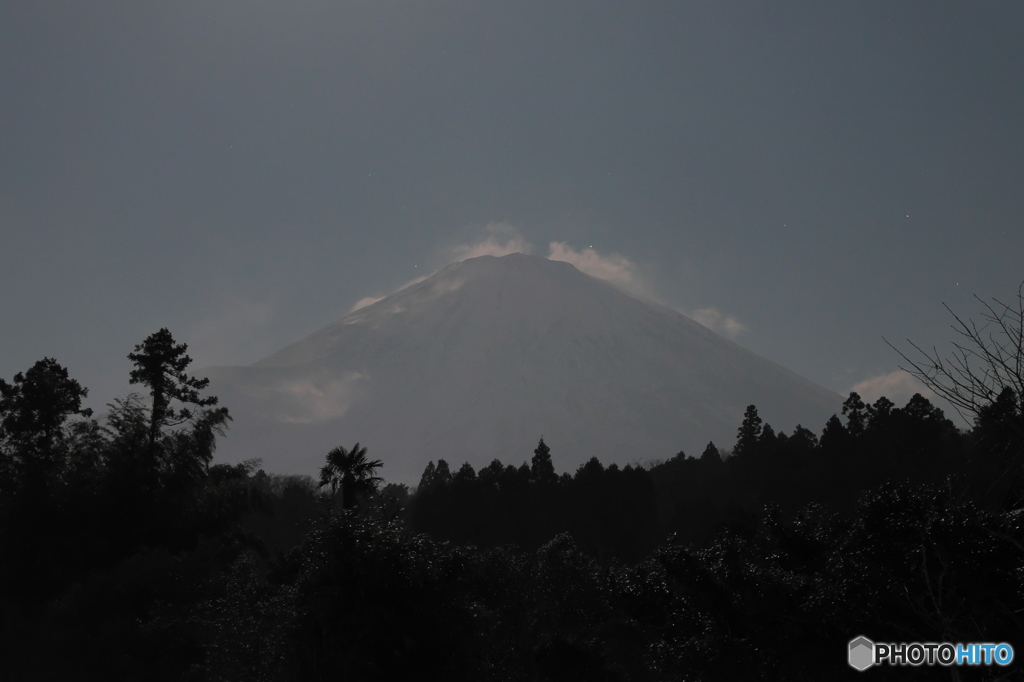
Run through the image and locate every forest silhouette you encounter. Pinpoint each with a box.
[1,325,1022,680]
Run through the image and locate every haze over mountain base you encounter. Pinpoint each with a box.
[203,253,841,484]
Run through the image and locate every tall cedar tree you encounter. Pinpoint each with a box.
[128,328,221,459]
[733,404,763,456]
[531,437,557,485]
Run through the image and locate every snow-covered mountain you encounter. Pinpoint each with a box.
[203,253,841,484]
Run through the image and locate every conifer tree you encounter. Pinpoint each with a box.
[759,423,778,452]
[478,459,505,489]
[788,425,819,452]
[454,461,476,484]
[434,459,453,486]
[842,392,867,439]
[734,405,763,456]
[700,442,722,463]
[128,328,222,459]
[866,396,895,433]
[418,461,437,490]
[531,437,557,485]
[819,414,848,451]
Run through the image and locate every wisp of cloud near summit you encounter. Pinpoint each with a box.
[447,223,533,261]
[348,225,747,338]
[546,241,641,292]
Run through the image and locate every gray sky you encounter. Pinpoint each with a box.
[3,1,1023,425]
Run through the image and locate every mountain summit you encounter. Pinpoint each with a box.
[204,253,840,483]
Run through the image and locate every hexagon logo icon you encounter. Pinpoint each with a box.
[848,636,874,671]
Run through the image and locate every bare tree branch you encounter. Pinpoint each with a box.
[884,282,1024,428]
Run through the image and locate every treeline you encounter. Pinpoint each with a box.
[1,328,1022,680]
[408,391,1016,559]
[410,439,660,559]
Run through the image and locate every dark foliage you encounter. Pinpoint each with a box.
[2,329,1022,680]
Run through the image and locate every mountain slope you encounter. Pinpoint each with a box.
[203,253,841,484]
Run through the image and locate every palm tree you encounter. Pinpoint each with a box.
[318,442,383,511]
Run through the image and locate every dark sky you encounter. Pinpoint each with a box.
[3,1,1023,422]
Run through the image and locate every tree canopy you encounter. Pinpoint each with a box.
[128,327,222,456]
[318,442,383,510]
